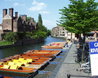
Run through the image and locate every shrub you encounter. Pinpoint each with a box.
[32,30,47,39]
[3,32,17,42]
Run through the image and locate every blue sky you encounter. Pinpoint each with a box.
[0,0,98,29]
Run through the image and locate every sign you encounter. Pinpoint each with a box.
[89,41,98,76]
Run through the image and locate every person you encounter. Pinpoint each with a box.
[67,74,71,78]
[66,41,68,47]
[66,39,70,47]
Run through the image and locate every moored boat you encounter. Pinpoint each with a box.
[0,50,61,77]
[42,42,66,49]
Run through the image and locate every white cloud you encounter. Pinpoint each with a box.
[29,0,47,11]
[39,11,49,14]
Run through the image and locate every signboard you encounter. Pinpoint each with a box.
[89,41,98,76]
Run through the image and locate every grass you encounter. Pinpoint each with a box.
[0,41,13,46]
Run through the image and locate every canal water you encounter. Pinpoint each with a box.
[0,36,65,59]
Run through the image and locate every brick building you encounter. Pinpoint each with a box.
[51,26,75,39]
[0,8,36,34]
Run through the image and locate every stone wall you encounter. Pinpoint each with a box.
[13,19,18,32]
[3,19,12,31]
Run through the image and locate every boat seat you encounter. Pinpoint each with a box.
[2,65,10,69]
[10,65,18,69]
[22,60,28,64]
[12,59,19,63]
[8,62,14,66]
[15,62,22,67]
[18,58,25,61]
[26,59,32,62]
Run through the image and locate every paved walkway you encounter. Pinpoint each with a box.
[53,43,91,78]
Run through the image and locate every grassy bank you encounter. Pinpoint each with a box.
[0,41,13,46]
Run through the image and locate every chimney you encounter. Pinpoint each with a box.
[9,8,13,17]
[9,8,13,32]
[15,12,18,18]
[3,9,7,17]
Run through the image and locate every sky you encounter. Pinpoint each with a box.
[0,0,98,30]
[0,0,70,30]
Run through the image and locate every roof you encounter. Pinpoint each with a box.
[20,14,27,16]
[3,14,12,20]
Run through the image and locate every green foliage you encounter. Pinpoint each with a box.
[2,14,49,43]
[47,30,51,36]
[59,0,98,34]
[3,32,17,42]
[3,32,26,42]
[17,32,26,40]
[0,41,13,46]
[3,30,48,42]
[26,17,31,21]
[40,25,48,32]
[25,32,33,38]
[33,19,36,23]
[38,14,43,28]
[38,14,43,27]
[36,13,49,37]
[32,30,47,39]
[59,0,98,62]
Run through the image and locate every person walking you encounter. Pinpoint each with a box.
[66,39,70,47]
[67,74,71,78]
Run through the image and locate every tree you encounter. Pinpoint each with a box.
[59,0,98,62]
[59,0,98,42]
[32,30,47,39]
[37,14,43,29]
[26,17,31,22]
[37,14,49,34]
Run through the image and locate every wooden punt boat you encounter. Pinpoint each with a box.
[0,50,61,76]
[25,50,61,57]
[42,42,66,49]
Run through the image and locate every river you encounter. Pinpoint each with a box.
[0,36,65,59]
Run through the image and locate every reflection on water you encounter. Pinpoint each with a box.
[0,36,65,59]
